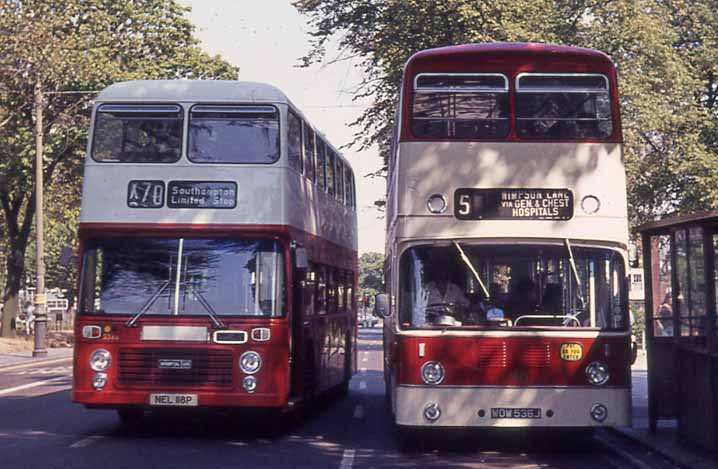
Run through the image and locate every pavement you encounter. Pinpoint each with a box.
[611,350,718,469]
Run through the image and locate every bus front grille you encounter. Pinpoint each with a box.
[117,348,234,388]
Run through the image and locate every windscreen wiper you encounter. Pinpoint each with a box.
[125,280,170,328]
[188,285,226,330]
[564,238,586,310]
[453,240,490,299]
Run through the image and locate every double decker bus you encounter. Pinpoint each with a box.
[72,81,358,423]
[379,43,631,432]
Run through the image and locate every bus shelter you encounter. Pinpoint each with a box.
[635,211,718,451]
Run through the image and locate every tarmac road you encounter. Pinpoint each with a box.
[0,329,677,469]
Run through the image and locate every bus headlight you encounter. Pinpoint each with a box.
[92,373,108,390]
[585,361,610,385]
[243,375,257,393]
[421,361,445,385]
[239,351,262,374]
[89,349,111,372]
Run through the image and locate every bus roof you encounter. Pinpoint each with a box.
[97,80,292,104]
[405,42,615,74]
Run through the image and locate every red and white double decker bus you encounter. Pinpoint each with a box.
[379,43,631,432]
[72,80,358,423]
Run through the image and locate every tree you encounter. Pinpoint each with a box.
[0,0,237,336]
[294,0,718,225]
[359,252,384,301]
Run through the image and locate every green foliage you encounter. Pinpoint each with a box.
[294,0,718,225]
[0,0,237,334]
[359,252,384,300]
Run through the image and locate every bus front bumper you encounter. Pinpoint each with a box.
[73,389,286,409]
[395,385,631,427]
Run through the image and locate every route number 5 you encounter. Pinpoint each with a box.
[458,194,471,215]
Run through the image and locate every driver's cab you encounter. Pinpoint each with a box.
[397,242,627,331]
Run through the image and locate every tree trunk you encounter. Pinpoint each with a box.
[1,247,25,338]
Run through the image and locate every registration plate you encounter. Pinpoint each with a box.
[491,408,542,419]
[149,393,198,407]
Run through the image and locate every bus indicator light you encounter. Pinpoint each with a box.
[581,195,601,214]
[426,194,447,214]
[82,325,102,339]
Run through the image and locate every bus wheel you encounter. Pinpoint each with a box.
[117,408,144,427]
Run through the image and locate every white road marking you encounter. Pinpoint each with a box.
[339,449,356,468]
[353,405,364,419]
[70,435,104,448]
[360,367,367,373]
[361,357,368,363]
[12,366,72,376]
[0,375,70,396]
[0,357,72,373]
[358,381,367,390]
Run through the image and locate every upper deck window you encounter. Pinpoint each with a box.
[287,111,303,173]
[411,73,509,139]
[516,74,612,139]
[188,105,280,164]
[92,105,182,163]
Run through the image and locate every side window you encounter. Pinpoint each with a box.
[326,149,336,196]
[328,268,337,315]
[346,272,354,311]
[287,111,303,173]
[316,138,327,191]
[317,266,327,314]
[303,264,316,316]
[350,171,357,210]
[343,166,352,207]
[303,124,316,182]
[337,271,346,312]
[412,74,509,139]
[516,74,612,139]
[336,159,345,204]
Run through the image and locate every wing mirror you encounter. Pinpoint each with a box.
[374,293,391,318]
[628,243,639,268]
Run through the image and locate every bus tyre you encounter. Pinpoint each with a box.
[117,408,144,427]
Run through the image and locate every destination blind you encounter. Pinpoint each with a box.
[454,188,573,220]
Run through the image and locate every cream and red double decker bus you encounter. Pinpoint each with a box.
[72,81,358,423]
[379,43,631,432]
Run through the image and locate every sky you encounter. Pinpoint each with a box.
[179,0,386,254]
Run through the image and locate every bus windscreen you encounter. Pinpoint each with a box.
[188,105,280,164]
[79,238,285,318]
[399,244,626,330]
